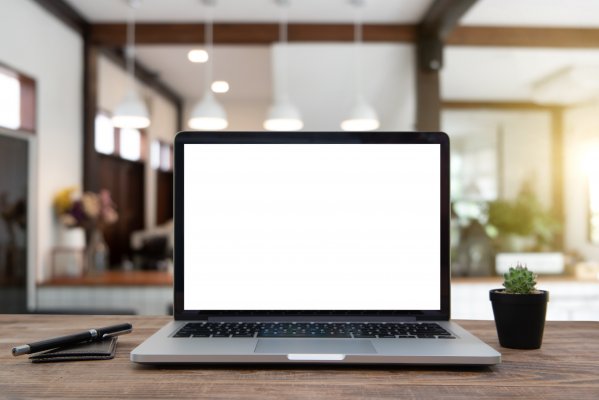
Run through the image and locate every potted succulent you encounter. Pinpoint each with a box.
[489,263,549,349]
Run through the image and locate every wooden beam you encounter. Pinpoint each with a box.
[89,22,599,49]
[420,0,478,41]
[100,48,182,106]
[32,0,89,35]
[176,100,184,132]
[418,0,477,72]
[449,26,599,48]
[442,100,559,112]
[90,23,416,46]
[416,69,441,131]
[18,74,36,134]
[83,43,99,192]
[550,108,564,250]
[496,124,505,198]
[416,0,477,131]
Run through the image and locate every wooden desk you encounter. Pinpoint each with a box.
[1,315,598,399]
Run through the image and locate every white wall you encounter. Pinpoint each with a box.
[563,102,599,262]
[0,0,83,295]
[97,55,178,229]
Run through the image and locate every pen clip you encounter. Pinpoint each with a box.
[101,328,132,339]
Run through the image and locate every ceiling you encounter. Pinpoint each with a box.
[135,43,599,104]
[135,45,272,101]
[442,47,599,101]
[64,0,599,27]
[462,0,599,28]
[64,0,433,23]
[65,0,599,126]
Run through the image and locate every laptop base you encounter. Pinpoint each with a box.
[131,320,500,365]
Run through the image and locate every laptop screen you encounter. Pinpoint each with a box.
[183,142,441,311]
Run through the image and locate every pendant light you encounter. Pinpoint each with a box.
[341,0,379,131]
[263,0,303,131]
[188,0,228,131]
[112,0,150,129]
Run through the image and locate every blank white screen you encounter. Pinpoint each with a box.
[184,144,440,310]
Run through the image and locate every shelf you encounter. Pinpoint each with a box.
[39,270,173,287]
[451,275,598,284]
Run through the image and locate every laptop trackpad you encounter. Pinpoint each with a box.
[254,339,377,354]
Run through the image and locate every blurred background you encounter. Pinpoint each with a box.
[1,0,598,319]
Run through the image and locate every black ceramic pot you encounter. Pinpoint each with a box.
[489,289,549,349]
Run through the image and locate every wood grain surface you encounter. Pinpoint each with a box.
[1,315,598,399]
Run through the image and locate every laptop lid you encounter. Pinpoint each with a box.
[173,132,450,321]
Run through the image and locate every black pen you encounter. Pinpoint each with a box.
[11,323,133,356]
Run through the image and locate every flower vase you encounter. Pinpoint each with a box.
[85,228,109,275]
[57,226,85,249]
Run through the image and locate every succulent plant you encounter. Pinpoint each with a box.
[502,263,538,294]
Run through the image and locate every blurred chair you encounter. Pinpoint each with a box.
[130,220,173,270]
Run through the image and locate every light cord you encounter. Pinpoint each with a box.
[279,3,289,101]
[205,5,214,91]
[126,4,136,91]
[353,4,364,100]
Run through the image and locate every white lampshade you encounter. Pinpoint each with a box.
[188,91,228,130]
[112,90,150,129]
[263,99,303,131]
[341,98,380,131]
[187,49,209,63]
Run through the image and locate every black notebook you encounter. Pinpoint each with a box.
[29,337,117,363]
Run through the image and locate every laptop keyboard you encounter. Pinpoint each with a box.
[173,322,455,339]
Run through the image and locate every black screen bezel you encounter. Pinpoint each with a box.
[173,131,450,321]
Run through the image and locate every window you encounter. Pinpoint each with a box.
[160,143,172,171]
[151,139,173,171]
[94,113,115,154]
[590,176,599,244]
[0,64,35,132]
[120,128,142,161]
[0,73,20,130]
[587,147,599,244]
[95,111,145,161]
[451,147,497,201]
[150,140,161,169]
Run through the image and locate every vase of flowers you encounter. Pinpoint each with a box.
[54,187,118,274]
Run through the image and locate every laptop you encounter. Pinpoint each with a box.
[131,131,501,365]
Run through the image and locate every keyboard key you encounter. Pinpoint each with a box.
[174,322,453,340]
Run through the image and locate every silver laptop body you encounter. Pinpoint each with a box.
[131,131,500,365]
